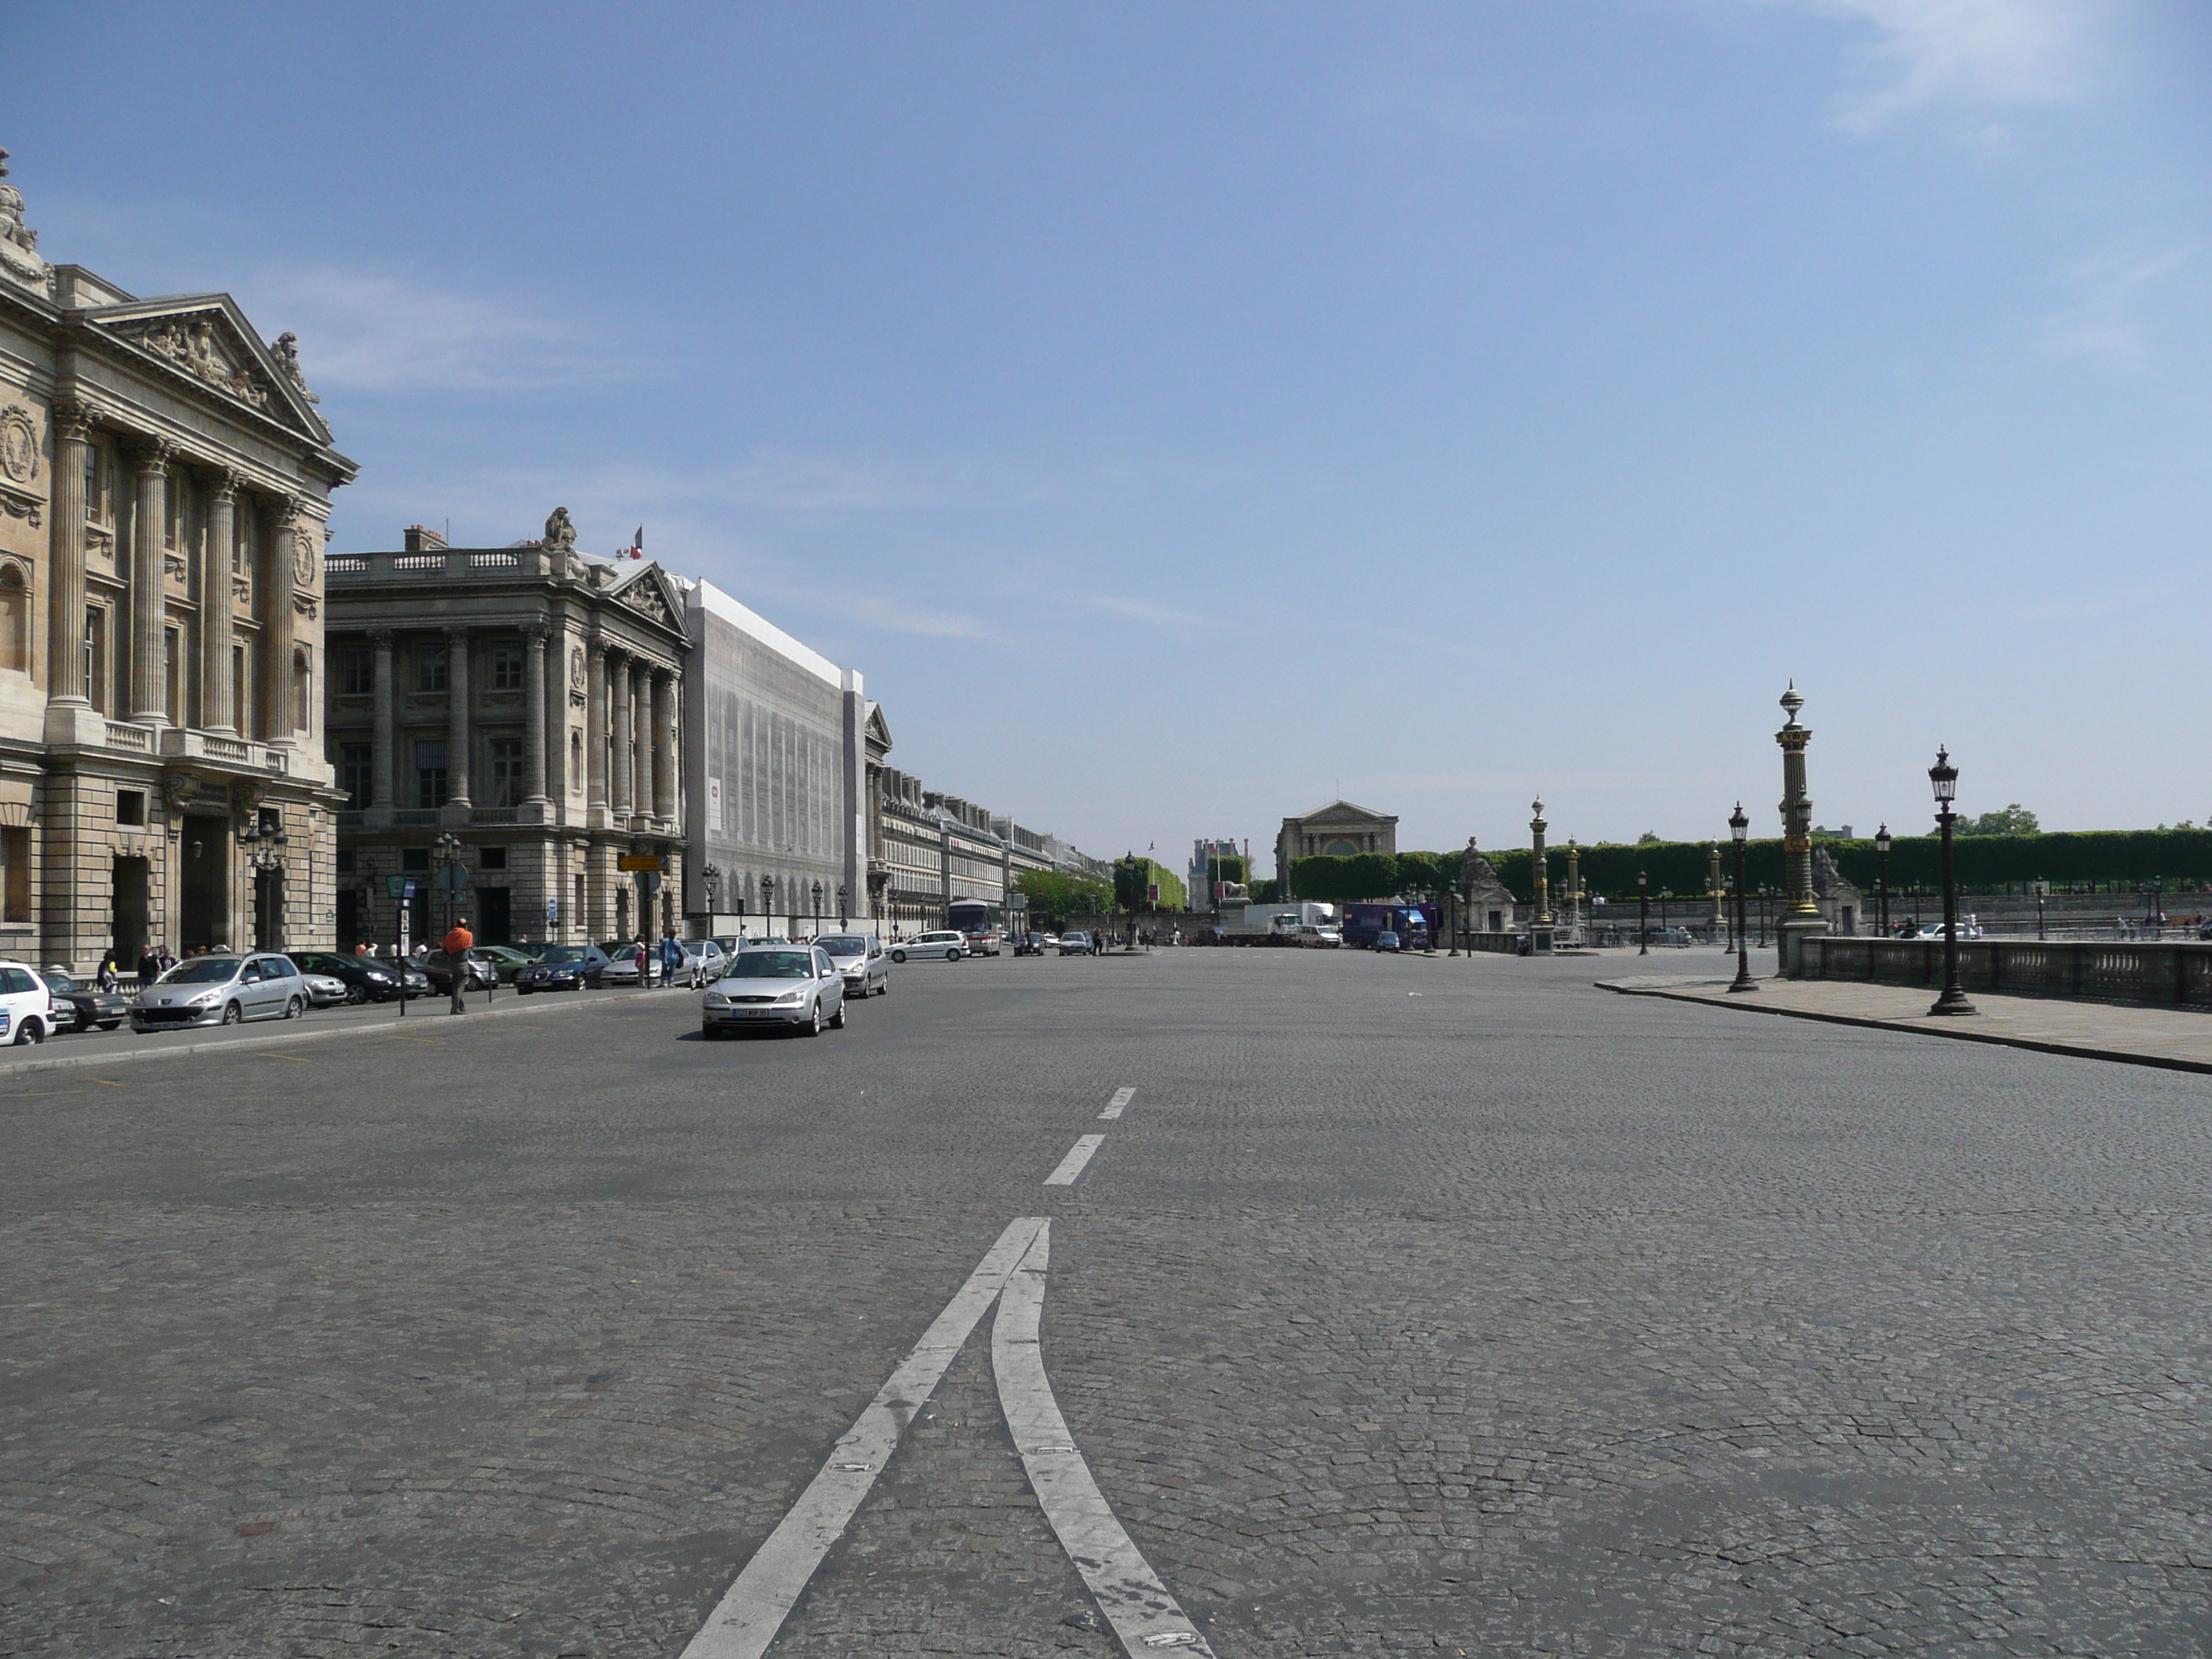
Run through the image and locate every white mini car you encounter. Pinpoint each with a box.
[889,930,965,963]
[0,960,58,1046]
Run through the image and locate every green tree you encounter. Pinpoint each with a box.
[1958,804,2039,837]
[1014,869,1110,928]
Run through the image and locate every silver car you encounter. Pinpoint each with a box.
[701,945,847,1038]
[817,932,889,999]
[131,952,310,1030]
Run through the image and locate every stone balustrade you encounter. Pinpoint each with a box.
[1796,934,2212,1010]
[326,547,554,583]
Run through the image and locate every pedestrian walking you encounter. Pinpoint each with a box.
[96,949,120,993]
[660,933,683,988]
[444,917,473,1014]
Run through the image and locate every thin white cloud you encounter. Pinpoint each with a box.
[2036,246,2193,372]
[1755,0,2117,133]
[1080,594,1202,630]
[241,268,624,393]
[850,595,999,641]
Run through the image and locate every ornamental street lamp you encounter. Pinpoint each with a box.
[1637,871,1649,955]
[837,883,850,928]
[2033,878,2049,940]
[1927,745,1976,1016]
[811,879,823,938]
[432,830,463,935]
[760,873,775,932]
[1728,804,1757,993]
[1873,824,1892,935]
[702,861,721,913]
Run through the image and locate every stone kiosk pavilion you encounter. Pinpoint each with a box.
[324,515,688,948]
[0,148,354,968]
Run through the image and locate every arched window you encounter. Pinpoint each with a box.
[0,566,28,675]
[292,647,311,732]
[570,729,583,787]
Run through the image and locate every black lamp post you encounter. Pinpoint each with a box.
[1928,745,1975,1016]
[837,883,850,928]
[2033,878,2048,940]
[1874,824,1891,936]
[1637,871,1649,955]
[703,861,720,914]
[761,873,775,935]
[811,879,823,938]
[1728,804,1756,993]
[1658,888,1671,943]
[1757,885,1771,947]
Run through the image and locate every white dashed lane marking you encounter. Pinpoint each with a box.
[994,1222,1214,1657]
[1044,1133,1106,1186]
[678,1216,1048,1659]
[1099,1087,1135,1120]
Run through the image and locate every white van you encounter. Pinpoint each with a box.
[0,960,58,1045]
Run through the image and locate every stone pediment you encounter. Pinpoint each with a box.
[607,564,685,636]
[1295,798,1395,827]
[87,296,332,443]
[865,700,894,754]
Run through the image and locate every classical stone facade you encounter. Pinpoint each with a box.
[1276,799,1398,877]
[0,149,354,968]
[324,521,688,948]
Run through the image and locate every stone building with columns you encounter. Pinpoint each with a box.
[323,518,688,948]
[0,148,354,968]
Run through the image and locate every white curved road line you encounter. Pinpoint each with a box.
[992,1223,1215,1658]
[678,1215,1048,1659]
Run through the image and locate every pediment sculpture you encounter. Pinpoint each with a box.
[114,313,274,413]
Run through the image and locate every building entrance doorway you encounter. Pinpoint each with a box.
[253,867,284,950]
[180,815,230,952]
[112,855,150,966]
[337,889,362,950]
[477,887,511,945]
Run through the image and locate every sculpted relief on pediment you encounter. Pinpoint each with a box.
[109,313,277,414]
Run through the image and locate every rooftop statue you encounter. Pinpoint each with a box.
[542,506,579,552]
[0,148,53,293]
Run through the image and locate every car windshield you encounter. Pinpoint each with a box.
[535,947,584,964]
[45,971,81,992]
[161,958,240,984]
[819,936,868,956]
[727,951,815,979]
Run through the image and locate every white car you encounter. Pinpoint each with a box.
[0,959,58,1046]
[701,944,848,1038]
[297,968,350,1007]
[890,930,965,963]
[817,932,890,997]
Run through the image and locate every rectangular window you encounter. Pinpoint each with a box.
[116,789,146,827]
[338,742,372,809]
[233,644,249,736]
[479,846,508,871]
[0,827,26,922]
[336,848,355,874]
[163,627,181,722]
[341,647,372,696]
[487,737,523,807]
[415,647,447,693]
[490,643,524,691]
[233,501,253,577]
[84,608,104,712]
[84,442,109,526]
[402,847,430,873]
[164,469,187,549]
[414,739,448,809]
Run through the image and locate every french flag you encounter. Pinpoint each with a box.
[630,526,644,560]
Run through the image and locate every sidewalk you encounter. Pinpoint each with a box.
[1597,973,2212,1075]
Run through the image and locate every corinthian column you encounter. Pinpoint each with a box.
[444,624,472,809]
[370,628,395,811]
[128,438,174,724]
[610,653,632,818]
[523,624,549,807]
[200,469,238,732]
[652,669,675,820]
[630,661,649,823]
[46,400,91,705]
[586,639,608,817]
[264,498,304,742]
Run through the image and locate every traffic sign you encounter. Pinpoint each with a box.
[436,863,468,891]
[386,875,409,899]
[636,871,661,896]
[619,854,663,873]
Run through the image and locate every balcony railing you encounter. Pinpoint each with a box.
[104,721,151,752]
[325,547,556,583]
[1797,935,2212,1010]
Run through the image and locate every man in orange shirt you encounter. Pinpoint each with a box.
[444,917,473,1015]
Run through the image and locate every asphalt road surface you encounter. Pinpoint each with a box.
[4,946,2211,1657]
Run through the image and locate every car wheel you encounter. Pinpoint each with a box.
[891,949,907,963]
[12,1017,38,1046]
[346,984,367,1004]
[285,996,303,1020]
[222,1002,243,1025]
[830,998,847,1029]
[947,948,962,961]
[804,1000,822,1037]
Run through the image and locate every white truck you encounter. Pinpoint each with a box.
[1215,902,1337,945]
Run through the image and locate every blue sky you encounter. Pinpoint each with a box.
[14,1,2211,867]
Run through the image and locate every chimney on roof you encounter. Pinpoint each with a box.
[403,524,449,552]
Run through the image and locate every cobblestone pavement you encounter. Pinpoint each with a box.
[4,948,2212,1655]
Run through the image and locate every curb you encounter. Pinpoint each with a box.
[0,984,673,1083]
[1595,979,2212,1077]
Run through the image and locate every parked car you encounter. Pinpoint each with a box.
[296,966,351,1007]
[701,944,848,1038]
[130,953,309,1030]
[291,951,408,1004]
[673,939,728,989]
[418,950,500,996]
[1294,924,1343,948]
[1375,930,1402,953]
[817,932,890,998]
[891,930,965,963]
[467,945,537,984]
[514,945,608,993]
[1058,932,1092,956]
[1013,931,1048,956]
[0,961,60,1045]
[602,943,651,985]
[39,967,130,1033]
[963,930,1002,958]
